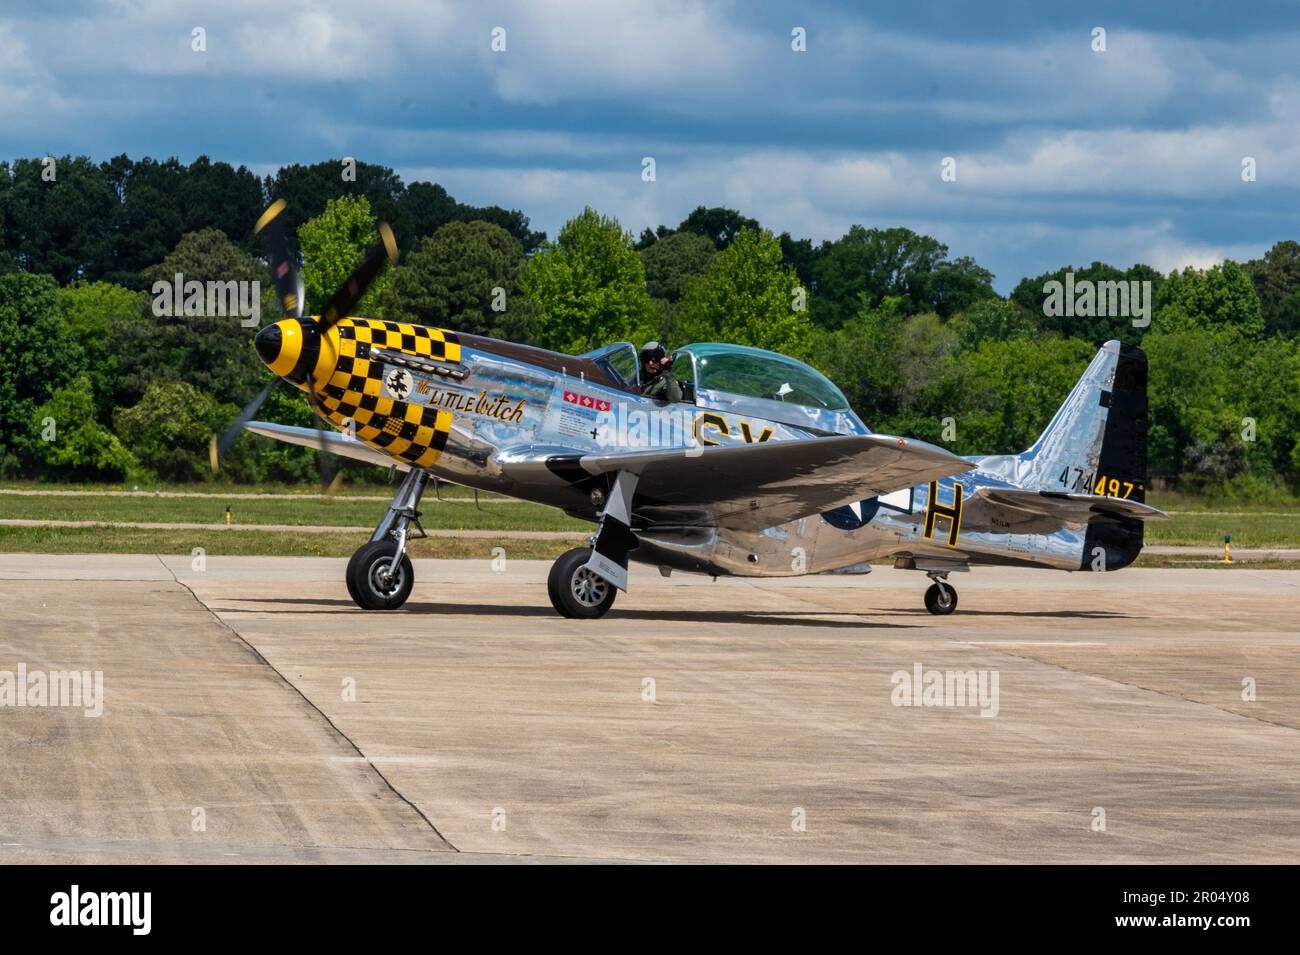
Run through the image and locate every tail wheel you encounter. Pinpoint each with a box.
[547,547,617,619]
[347,540,414,610]
[924,581,957,616]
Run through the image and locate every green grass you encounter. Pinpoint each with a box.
[0,478,500,500]
[0,492,588,532]
[1148,490,1300,512]
[1133,555,1300,569]
[0,525,572,560]
[1142,510,1300,548]
[2,525,1293,568]
[0,483,1296,558]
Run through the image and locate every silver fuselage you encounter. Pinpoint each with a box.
[417,339,1092,578]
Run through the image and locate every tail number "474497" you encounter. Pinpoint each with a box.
[1058,467,1144,499]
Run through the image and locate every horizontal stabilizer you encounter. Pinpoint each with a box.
[976,487,1168,523]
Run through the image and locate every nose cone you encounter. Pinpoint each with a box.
[254,323,282,367]
[254,318,317,382]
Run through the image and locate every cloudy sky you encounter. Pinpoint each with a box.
[3,1,1298,291]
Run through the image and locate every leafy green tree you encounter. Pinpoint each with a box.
[814,302,1090,455]
[958,337,1096,454]
[1244,240,1300,337]
[99,155,186,287]
[4,156,117,284]
[1010,261,1164,343]
[1141,326,1297,492]
[33,376,136,479]
[381,221,526,336]
[811,225,993,328]
[57,281,148,421]
[811,296,910,419]
[0,164,15,274]
[641,231,716,303]
[778,232,816,287]
[265,160,407,245]
[1142,327,1244,483]
[678,229,812,357]
[519,207,654,354]
[401,181,462,248]
[1231,335,1300,484]
[0,273,83,475]
[639,231,716,340]
[1154,260,1264,337]
[179,156,266,252]
[922,255,998,318]
[298,195,390,316]
[948,298,1037,349]
[813,298,971,435]
[457,205,545,254]
[114,381,237,481]
[110,229,274,410]
[265,162,543,255]
[677,206,760,250]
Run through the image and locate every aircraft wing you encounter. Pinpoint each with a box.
[512,435,972,531]
[244,421,403,469]
[974,488,1169,523]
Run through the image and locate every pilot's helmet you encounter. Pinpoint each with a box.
[640,341,667,364]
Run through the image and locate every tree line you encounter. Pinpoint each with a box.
[1,154,1297,496]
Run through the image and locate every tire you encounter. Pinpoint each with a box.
[924,581,958,616]
[547,547,617,619]
[347,540,414,610]
[345,545,366,606]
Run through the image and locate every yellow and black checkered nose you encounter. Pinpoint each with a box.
[254,318,320,385]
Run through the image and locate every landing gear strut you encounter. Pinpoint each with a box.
[347,468,429,610]
[923,572,958,615]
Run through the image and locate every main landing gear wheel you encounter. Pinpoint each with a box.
[924,581,958,616]
[347,540,414,610]
[548,547,617,619]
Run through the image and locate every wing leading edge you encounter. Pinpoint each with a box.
[244,421,403,469]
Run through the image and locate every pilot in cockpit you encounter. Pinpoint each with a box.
[638,341,683,403]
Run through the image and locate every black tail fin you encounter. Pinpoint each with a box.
[1080,343,1150,570]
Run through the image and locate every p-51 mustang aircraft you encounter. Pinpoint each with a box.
[223,200,1166,619]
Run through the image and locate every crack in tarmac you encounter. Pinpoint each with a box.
[153,554,461,855]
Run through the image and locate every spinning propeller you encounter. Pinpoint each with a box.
[208,198,399,494]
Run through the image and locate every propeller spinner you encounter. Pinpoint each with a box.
[209,199,400,488]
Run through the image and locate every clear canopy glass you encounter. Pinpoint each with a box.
[682,343,850,412]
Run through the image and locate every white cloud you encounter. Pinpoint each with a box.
[2,3,1295,291]
[480,0,763,105]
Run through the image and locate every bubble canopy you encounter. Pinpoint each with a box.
[680,343,851,413]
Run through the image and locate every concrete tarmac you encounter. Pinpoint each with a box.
[2,554,1298,863]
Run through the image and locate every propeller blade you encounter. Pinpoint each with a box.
[318,222,398,332]
[254,198,305,320]
[210,379,278,473]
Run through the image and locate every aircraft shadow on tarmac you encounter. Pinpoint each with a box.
[218,597,915,628]
[214,597,1135,627]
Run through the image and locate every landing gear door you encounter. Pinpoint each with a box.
[584,470,638,591]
